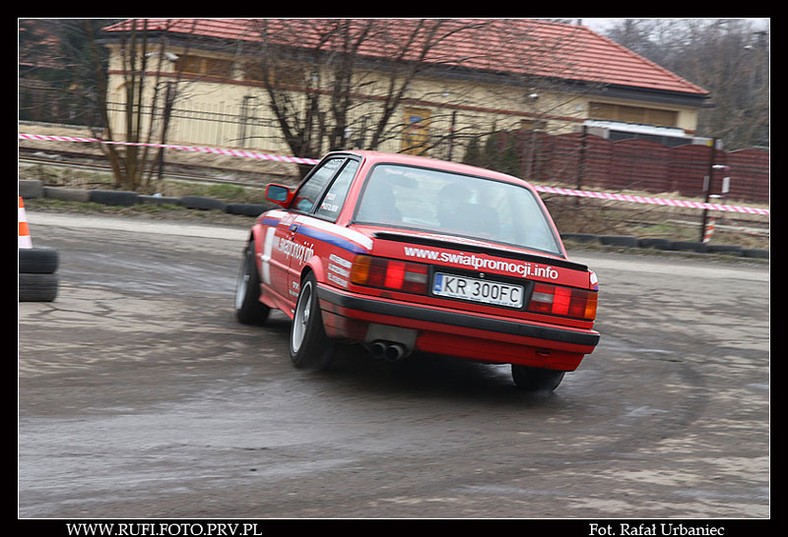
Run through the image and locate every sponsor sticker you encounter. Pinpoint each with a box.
[275,236,314,265]
[327,254,352,288]
[403,246,559,280]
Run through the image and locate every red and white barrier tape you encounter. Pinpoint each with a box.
[20,133,769,216]
[534,186,769,216]
[19,133,319,166]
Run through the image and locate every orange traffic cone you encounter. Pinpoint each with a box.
[19,196,32,249]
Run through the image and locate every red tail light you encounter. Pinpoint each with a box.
[528,283,597,321]
[350,255,429,294]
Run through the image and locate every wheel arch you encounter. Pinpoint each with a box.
[300,254,326,286]
[248,222,268,274]
[249,222,265,251]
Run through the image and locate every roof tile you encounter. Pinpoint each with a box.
[103,18,708,95]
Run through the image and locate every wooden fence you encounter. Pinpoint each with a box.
[512,132,768,204]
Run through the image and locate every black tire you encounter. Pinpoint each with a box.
[234,241,271,325]
[742,248,768,259]
[19,273,59,302]
[561,233,598,244]
[599,235,639,247]
[638,238,672,250]
[19,179,44,199]
[19,247,59,274]
[511,365,565,392]
[44,187,90,202]
[226,203,268,217]
[289,272,335,370]
[181,196,227,211]
[89,190,140,206]
[668,240,708,253]
[139,195,182,206]
[706,244,743,256]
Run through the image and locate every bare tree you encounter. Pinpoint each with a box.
[66,19,211,191]
[239,19,617,178]
[242,19,494,175]
[19,18,174,191]
[606,18,769,149]
[88,19,198,191]
[19,19,115,129]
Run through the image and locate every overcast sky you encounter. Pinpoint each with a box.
[578,18,618,32]
[580,17,770,33]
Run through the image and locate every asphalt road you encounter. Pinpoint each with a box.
[18,212,770,523]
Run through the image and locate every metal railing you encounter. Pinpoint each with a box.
[20,86,769,204]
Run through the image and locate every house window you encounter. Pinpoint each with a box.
[589,102,678,128]
[243,60,305,87]
[519,119,547,131]
[242,61,265,82]
[401,107,431,155]
[176,54,233,78]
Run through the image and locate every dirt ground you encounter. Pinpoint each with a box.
[19,212,770,522]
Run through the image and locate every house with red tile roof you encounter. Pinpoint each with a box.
[100,18,711,161]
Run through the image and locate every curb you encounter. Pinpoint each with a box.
[20,180,769,260]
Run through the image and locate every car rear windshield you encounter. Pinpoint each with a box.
[355,164,561,255]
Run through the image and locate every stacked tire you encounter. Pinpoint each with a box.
[19,246,59,302]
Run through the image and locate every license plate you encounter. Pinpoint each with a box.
[432,272,524,308]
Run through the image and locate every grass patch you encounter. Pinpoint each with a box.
[157,180,265,204]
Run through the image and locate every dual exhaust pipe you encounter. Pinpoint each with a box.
[368,340,409,362]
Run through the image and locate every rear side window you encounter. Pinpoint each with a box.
[292,157,344,213]
[315,160,359,220]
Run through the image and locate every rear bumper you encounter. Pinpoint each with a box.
[317,285,599,370]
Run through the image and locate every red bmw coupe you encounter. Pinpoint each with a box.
[235,150,599,392]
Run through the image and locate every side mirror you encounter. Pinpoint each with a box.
[265,184,293,207]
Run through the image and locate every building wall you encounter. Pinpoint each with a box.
[104,43,702,161]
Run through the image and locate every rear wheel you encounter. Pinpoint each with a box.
[234,240,271,325]
[511,365,565,392]
[290,272,335,370]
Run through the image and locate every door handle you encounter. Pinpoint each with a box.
[289,223,299,233]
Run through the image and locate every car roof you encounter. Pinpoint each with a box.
[329,150,534,189]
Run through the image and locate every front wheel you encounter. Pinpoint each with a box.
[234,240,271,325]
[511,365,565,392]
[290,272,335,370]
